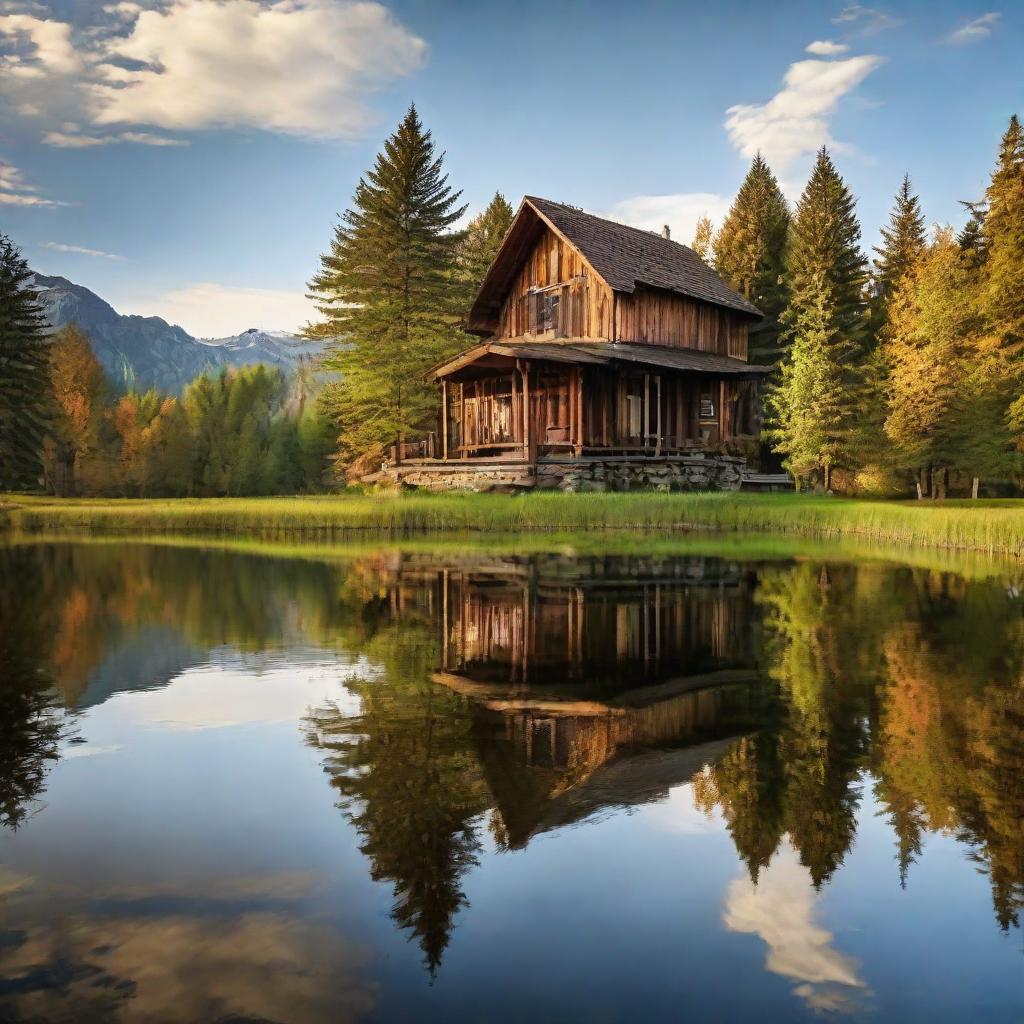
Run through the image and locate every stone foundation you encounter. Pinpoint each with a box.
[378,454,746,493]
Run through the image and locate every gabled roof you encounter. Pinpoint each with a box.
[467,196,762,333]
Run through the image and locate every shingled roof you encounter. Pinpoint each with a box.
[467,196,761,333]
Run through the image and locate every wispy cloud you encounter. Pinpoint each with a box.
[832,5,901,34]
[724,55,885,170]
[806,40,849,56]
[602,193,732,247]
[43,241,125,261]
[0,159,66,207]
[120,281,317,337]
[945,12,1000,44]
[43,127,187,148]
[0,0,428,145]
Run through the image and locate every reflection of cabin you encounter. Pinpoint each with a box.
[381,197,769,491]
[435,557,756,693]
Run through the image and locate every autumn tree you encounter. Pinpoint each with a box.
[309,105,467,475]
[45,323,107,496]
[770,149,869,488]
[0,234,50,488]
[713,154,790,365]
[691,215,714,264]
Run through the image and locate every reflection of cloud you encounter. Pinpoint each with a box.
[643,781,722,835]
[105,658,366,731]
[723,841,867,1014]
[0,872,375,1023]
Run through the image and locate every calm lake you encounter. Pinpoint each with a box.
[1,538,1022,1023]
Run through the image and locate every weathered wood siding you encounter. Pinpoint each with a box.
[614,287,749,358]
[497,227,613,341]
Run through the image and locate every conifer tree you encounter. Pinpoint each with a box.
[872,175,926,327]
[0,234,50,488]
[691,215,714,264]
[977,115,1024,456]
[770,149,869,488]
[457,191,514,303]
[713,154,791,365]
[309,105,467,473]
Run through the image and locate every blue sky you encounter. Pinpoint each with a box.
[0,0,1019,336]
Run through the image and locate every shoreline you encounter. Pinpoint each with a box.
[3,492,1024,560]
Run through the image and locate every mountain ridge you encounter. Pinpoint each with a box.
[33,273,323,394]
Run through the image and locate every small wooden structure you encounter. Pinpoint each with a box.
[385,197,770,491]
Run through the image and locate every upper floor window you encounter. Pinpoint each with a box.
[529,287,561,335]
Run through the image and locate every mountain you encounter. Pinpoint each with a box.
[32,273,323,394]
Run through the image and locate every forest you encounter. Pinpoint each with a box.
[0,105,1021,497]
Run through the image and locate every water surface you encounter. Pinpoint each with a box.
[1,539,1022,1022]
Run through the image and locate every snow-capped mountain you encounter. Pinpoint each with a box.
[33,274,323,394]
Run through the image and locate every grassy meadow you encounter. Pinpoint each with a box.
[4,491,1024,559]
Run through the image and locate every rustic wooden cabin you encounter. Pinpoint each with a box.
[389,196,770,491]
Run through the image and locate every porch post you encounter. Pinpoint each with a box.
[441,378,448,461]
[521,361,533,463]
[644,373,651,450]
[655,374,662,456]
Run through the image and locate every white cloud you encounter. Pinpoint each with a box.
[121,281,318,337]
[43,241,125,261]
[946,12,1000,44]
[806,39,850,55]
[0,12,82,74]
[724,841,869,1015]
[602,192,732,247]
[43,127,186,147]
[0,0,427,145]
[0,158,66,207]
[832,5,901,34]
[93,0,427,139]
[724,55,885,170]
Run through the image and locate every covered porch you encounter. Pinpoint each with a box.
[404,341,768,465]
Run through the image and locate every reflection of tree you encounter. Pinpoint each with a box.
[306,600,488,976]
[698,559,1024,932]
[0,547,64,830]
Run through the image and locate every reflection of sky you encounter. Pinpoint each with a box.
[724,839,868,1015]
[75,653,370,736]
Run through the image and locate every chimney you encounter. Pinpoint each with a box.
[661,224,671,240]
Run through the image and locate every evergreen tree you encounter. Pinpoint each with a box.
[691,215,714,264]
[872,174,926,327]
[309,105,467,474]
[770,149,869,488]
[982,117,1024,350]
[457,191,514,305]
[713,154,791,365]
[0,234,50,488]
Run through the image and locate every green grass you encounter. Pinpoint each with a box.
[3,490,1024,558]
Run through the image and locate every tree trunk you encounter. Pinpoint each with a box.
[972,476,980,499]
[915,478,923,500]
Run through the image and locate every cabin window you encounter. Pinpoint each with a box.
[529,287,561,335]
[699,394,716,420]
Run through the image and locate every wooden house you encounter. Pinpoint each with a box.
[388,196,770,491]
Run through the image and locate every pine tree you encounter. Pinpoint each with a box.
[309,105,467,474]
[872,175,926,326]
[981,115,1024,346]
[770,149,869,488]
[0,234,50,488]
[713,154,791,365]
[458,191,514,305]
[691,215,714,264]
